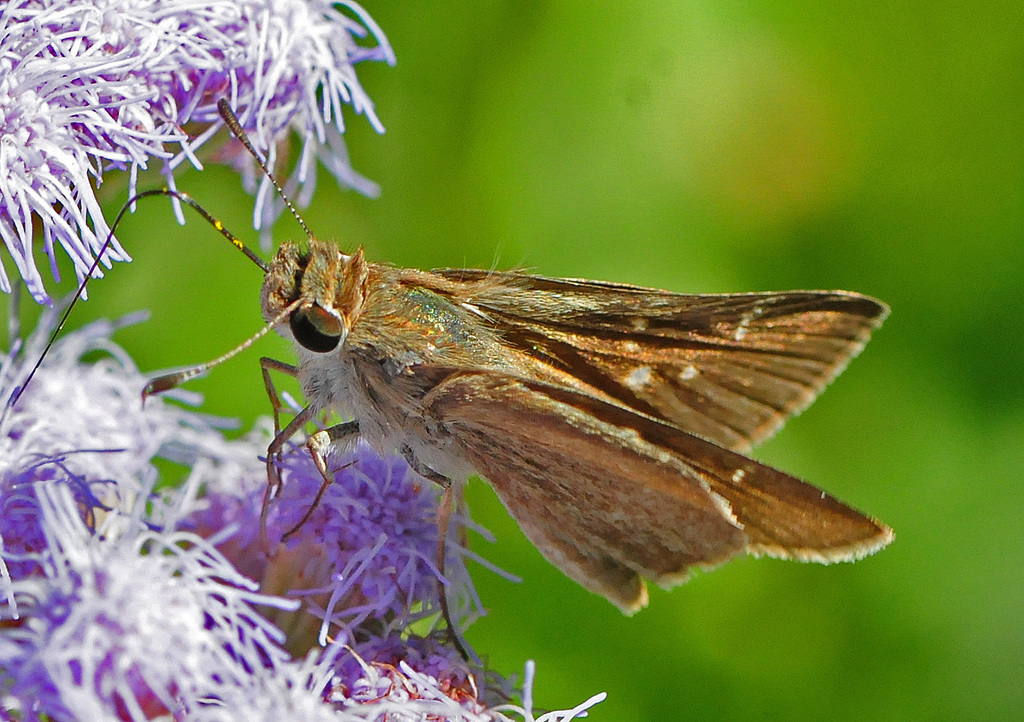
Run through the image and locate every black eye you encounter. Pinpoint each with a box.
[290,307,342,353]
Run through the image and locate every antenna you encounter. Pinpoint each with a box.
[138,98,330,399]
[142,297,303,400]
[4,188,268,416]
[7,102,320,420]
[217,99,315,244]
[142,189,271,273]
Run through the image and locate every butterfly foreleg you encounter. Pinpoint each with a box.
[278,420,360,540]
[260,357,299,438]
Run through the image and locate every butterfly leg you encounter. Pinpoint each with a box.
[260,357,299,438]
[401,446,470,661]
[279,420,360,541]
[262,404,316,537]
[259,358,302,539]
[260,357,301,500]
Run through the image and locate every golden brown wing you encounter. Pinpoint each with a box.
[434,270,888,453]
[425,372,892,612]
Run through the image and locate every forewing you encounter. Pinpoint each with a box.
[426,372,892,612]
[436,270,888,453]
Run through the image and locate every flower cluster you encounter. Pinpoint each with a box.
[0,0,395,305]
[0,307,605,721]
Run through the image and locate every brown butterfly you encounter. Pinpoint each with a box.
[150,100,893,616]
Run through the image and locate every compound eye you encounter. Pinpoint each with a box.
[290,305,343,353]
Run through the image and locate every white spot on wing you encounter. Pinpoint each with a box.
[679,364,698,381]
[624,365,653,391]
[731,469,746,483]
[733,306,763,342]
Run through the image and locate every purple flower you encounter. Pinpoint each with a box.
[4,497,297,722]
[0,305,258,582]
[331,634,475,703]
[183,432,494,661]
[0,307,300,720]
[0,309,605,720]
[0,0,395,305]
[328,650,608,722]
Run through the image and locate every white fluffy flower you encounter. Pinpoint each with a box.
[0,0,394,304]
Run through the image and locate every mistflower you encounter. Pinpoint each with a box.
[3,487,298,722]
[182,439,488,657]
[0,308,606,720]
[0,304,257,580]
[0,0,395,305]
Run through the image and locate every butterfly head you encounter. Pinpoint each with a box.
[261,239,370,354]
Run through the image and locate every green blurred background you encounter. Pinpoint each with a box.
[5,1,1023,719]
